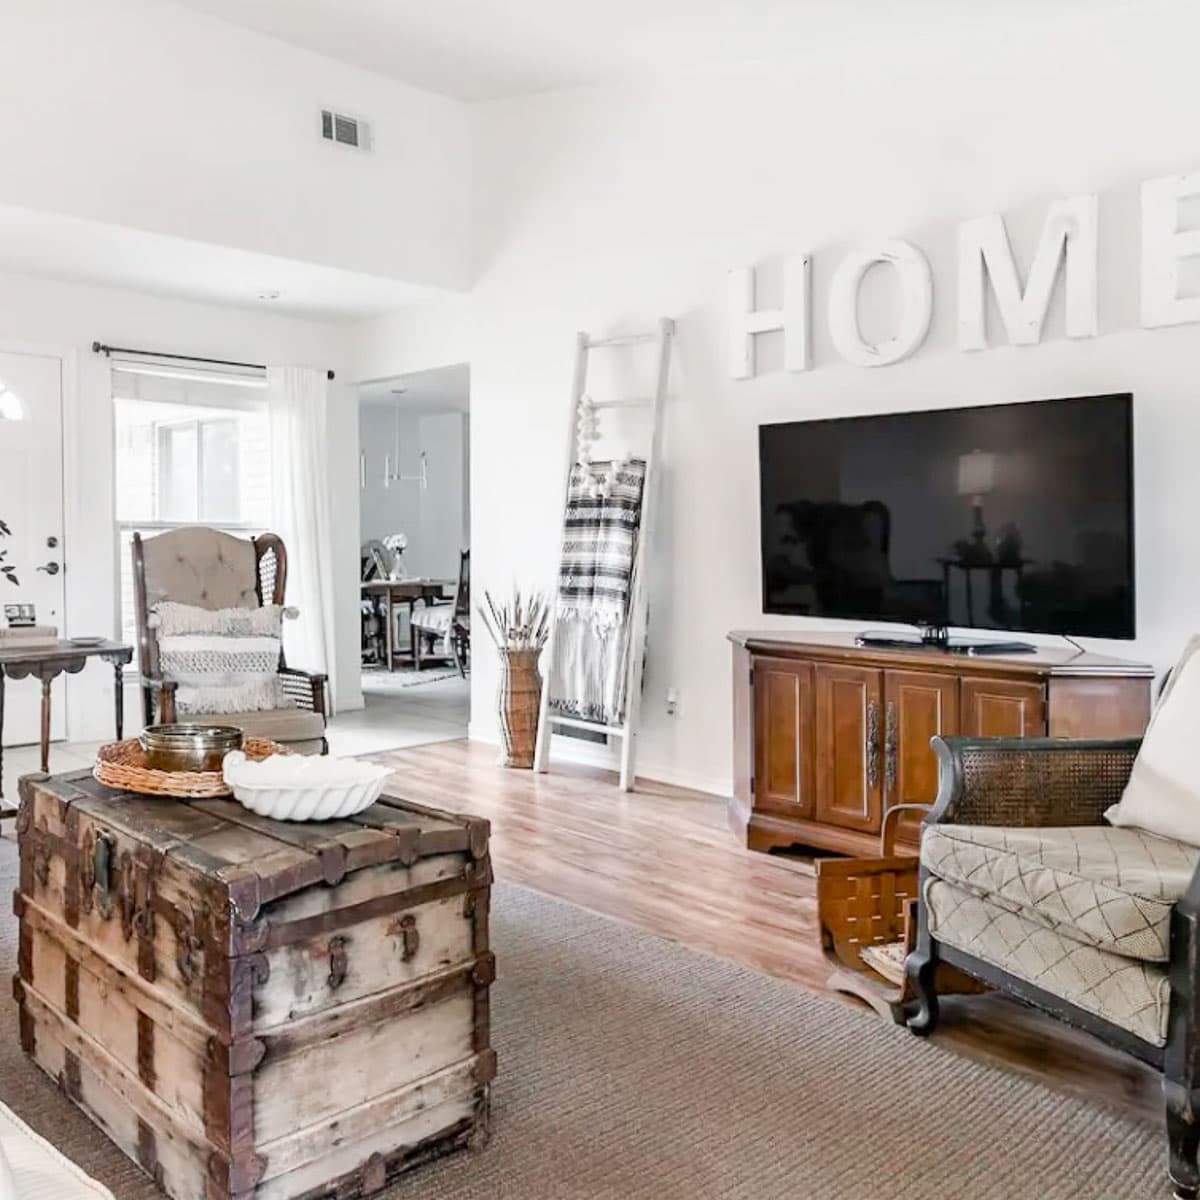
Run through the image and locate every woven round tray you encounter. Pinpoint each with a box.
[94,737,288,798]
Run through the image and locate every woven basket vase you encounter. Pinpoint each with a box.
[497,648,542,769]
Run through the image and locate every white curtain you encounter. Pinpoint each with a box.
[267,366,338,711]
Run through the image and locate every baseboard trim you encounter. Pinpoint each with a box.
[466,722,729,799]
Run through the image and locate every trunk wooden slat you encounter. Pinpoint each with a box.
[13,769,494,1200]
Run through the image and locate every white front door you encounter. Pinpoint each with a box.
[0,350,66,746]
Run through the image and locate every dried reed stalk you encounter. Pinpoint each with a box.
[477,588,551,653]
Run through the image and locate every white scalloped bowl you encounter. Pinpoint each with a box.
[223,750,392,822]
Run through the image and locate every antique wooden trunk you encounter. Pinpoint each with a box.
[13,770,494,1200]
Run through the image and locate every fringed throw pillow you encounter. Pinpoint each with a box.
[1107,635,1200,846]
[151,602,289,715]
[153,601,286,638]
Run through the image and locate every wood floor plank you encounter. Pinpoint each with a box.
[374,739,1160,1125]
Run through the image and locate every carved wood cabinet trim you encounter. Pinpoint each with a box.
[813,663,883,836]
[751,656,815,818]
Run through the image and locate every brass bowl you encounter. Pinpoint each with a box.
[139,724,243,773]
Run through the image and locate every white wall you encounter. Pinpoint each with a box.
[350,297,472,381]
[358,403,468,579]
[418,412,469,581]
[353,2,1200,796]
[0,269,363,742]
[0,0,472,290]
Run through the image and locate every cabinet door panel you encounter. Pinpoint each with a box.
[960,677,1046,737]
[884,670,958,843]
[753,658,815,817]
[814,665,883,834]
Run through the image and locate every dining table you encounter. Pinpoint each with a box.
[361,578,453,670]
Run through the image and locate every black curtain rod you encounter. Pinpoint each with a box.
[91,341,336,381]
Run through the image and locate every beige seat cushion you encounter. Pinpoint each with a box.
[191,707,325,750]
[923,823,1199,962]
[926,879,1170,1046]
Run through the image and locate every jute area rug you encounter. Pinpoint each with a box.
[0,841,1164,1199]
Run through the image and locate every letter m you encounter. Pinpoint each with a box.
[958,195,1098,350]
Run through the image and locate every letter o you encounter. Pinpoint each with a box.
[828,240,933,367]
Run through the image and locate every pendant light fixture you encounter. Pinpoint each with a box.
[382,389,428,490]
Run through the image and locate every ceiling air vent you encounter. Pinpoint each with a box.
[321,109,371,151]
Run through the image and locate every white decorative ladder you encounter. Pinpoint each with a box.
[533,318,675,791]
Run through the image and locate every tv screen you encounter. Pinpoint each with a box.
[759,394,1135,639]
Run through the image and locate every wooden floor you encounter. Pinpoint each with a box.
[377,739,1161,1127]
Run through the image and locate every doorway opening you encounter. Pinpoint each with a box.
[336,364,470,756]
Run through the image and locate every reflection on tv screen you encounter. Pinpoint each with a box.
[758,394,1134,639]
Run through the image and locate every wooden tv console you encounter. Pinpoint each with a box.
[729,630,1154,858]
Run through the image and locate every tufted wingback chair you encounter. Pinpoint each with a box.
[132,529,327,753]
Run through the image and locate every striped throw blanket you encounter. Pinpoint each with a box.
[549,458,646,726]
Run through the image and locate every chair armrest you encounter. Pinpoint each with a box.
[882,803,932,855]
[1174,861,1200,928]
[927,736,1141,829]
[279,667,328,720]
[1168,860,1200,1083]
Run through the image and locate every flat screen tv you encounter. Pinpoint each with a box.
[759,394,1135,642]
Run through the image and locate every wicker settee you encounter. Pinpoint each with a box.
[907,735,1200,1199]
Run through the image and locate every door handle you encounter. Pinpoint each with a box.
[36,562,60,576]
[884,702,898,794]
[866,700,880,790]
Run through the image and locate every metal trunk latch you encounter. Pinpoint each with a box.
[93,832,117,919]
[175,908,204,985]
[389,913,420,963]
[327,935,349,991]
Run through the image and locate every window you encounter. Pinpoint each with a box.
[155,417,242,522]
[113,366,271,649]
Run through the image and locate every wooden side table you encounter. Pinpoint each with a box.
[937,557,1032,628]
[361,579,453,670]
[0,639,133,801]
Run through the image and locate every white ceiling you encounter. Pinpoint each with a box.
[359,363,470,412]
[0,204,438,322]
[168,0,1125,101]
